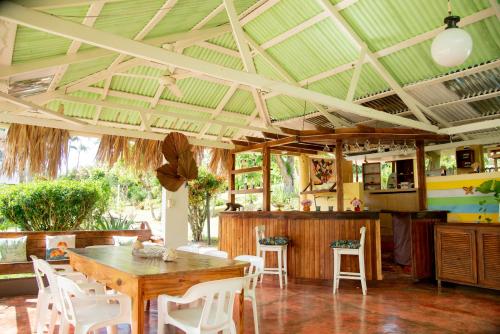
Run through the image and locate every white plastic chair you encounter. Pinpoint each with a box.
[157,277,244,334]
[234,255,264,334]
[332,226,367,295]
[31,256,106,334]
[203,250,229,259]
[255,225,288,289]
[56,275,132,334]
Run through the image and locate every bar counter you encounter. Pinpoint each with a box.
[219,210,447,282]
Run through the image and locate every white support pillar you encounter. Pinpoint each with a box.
[161,183,189,248]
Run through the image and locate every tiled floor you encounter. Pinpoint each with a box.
[1,274,499,334]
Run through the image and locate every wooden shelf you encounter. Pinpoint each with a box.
[231,188,264,195]
[231,166,262,174]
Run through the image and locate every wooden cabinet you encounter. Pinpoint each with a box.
[435,224,500,290]
[362,163,381,190]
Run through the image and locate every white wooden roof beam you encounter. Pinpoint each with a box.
[0,91,86,125]
[316,0,430,124]
[57,93,281,135]
[11,0,120,9]
[80,86,251,121]
[198,83,239,138]
[293,7,495,88]
[0,25,232,79]
[47,2,104,92]
[0,20,16,67]
[346,45,366,102]
[224,0,272,127]
[0,1,438,132]
[246,33,349,128]
[0,112,234,149]
[438,119,500,135]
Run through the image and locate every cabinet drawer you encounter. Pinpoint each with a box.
[436,228,476,284]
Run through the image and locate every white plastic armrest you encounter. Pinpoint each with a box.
[77,281,106,294]
[59,271,88,282]
[74,294,130,318]
[161,294,199,305]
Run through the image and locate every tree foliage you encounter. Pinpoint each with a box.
[0,179,110,231]
[188,168,225,242]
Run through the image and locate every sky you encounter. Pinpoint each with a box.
[67,136,99,171]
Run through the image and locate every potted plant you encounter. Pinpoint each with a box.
[350,197,363,212]
[301,199,312,212]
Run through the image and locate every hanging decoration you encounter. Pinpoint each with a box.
[431,0,473,67]
[156,132,198,192]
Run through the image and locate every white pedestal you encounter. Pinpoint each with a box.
[161,182,189,249]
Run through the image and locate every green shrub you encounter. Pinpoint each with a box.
[0,179,110,231]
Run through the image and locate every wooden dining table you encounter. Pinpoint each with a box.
[68,246,248,334]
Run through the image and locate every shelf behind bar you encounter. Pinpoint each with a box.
[231,166,262,174]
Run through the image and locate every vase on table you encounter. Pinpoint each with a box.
[303,204,311,212]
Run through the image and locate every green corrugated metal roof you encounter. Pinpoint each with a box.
[5,0,500,136]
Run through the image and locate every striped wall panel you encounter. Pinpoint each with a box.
[426,173,500,223]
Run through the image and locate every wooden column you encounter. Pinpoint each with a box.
[335,140,344,211]
[228,153,235,204]
[262,145,271,211]
[298,154,310,202]
[416,140,427,210]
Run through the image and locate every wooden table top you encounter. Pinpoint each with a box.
[68,246,248,278]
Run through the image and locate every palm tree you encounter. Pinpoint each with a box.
[76,142,88,170]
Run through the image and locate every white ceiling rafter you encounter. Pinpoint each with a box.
[197,83,239,139]
[0,20,16,67]
[0,1,438,132]
[11,0,120,9]
[80,86,251,122]
[246,33,349,128]
[346,45,366,102]
[0,91,86,126]
[56,93,281,135]
[438,119,500,135]
[259,12,330,50]
[0,24,232,79]
[100,0,178,105]
[0,112,234,149]
[224,0,272,127]
[47,2,105,92]
[288,60,500,123]
[490,0,500,19]
[316,0,430,125]
[287,7,496,88]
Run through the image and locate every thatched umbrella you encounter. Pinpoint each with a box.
[208,148,232,178]
[1,123,69,179]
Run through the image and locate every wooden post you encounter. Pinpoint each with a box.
[262,145,271,211]
[416,140,427,210]
[298,154,310,203]
[335,140,344,211]
[229,153,235,204]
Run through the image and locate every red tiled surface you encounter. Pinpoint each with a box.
[1,274,499,334]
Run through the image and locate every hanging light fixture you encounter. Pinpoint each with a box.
[323,144,330,152]
[431,0,473,67]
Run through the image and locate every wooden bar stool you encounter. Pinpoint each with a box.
[331,226,367,295]
[255,225,288,289]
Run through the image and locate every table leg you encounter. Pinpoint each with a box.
[239,288,244,334]
[131,294,145,334]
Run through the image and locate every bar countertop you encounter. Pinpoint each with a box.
[219,210,447,220]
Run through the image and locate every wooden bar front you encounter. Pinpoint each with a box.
[219,211,383,281]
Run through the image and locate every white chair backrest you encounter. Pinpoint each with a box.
[234,255,263,292]
[56,275,86,324]
[204,250,228,259]
[183,277,244,331]
[359,226,366,250]
[33,257,64,307]
[30,255,47,292]
[85,245,110,249]
[176,245,199,253]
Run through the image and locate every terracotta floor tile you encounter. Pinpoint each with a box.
[1,276,499,333]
